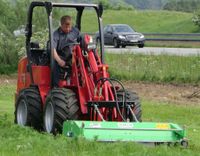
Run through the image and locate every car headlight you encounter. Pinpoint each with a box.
[140,35,145,39]
[118,35,126,39]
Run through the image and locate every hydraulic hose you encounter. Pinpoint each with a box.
[94,77,127,121]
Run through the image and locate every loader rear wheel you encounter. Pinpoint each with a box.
[117,90,142,122]
[15,87,42,130]
[44,88,80,134]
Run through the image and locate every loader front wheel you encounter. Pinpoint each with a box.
[15,87,43,130]
[44,88,80,134]
[117,90,142,122]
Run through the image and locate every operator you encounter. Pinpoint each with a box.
[53,15,79,87]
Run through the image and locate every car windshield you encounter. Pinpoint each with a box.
[113,25,134,33]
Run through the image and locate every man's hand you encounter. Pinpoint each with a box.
[57,59,66,67]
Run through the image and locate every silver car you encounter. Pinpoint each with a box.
[96,24,145,48]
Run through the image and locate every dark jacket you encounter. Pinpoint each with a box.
[53,27,79,60]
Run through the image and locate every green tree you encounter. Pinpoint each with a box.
[0,23,18,74]
[0,0,17,32]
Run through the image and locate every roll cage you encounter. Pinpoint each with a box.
[25,1,104,86]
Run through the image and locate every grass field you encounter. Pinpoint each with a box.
[106,53,200,84]
[1,83,200,156]
[2,53,200,83]
[80,10,200,33]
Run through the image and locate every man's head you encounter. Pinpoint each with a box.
[60,15,72,33]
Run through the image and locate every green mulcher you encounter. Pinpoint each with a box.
[63,121,187,146]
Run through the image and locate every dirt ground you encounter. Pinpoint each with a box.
[0,75,17,86]
[124,81,200,105]
[1,75,200,105]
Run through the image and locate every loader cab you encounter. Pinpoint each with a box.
[25,2,104,87]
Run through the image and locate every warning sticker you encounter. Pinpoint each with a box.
[118,123,134,129]
[89,123,102,128]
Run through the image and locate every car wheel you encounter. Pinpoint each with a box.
[113,38,120,48]
[138,44,144,48]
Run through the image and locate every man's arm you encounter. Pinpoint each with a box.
[53,48,66,67]
[53,29,66,67]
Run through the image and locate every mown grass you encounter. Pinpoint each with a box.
[106,53,200,84]
[1,83,200,155]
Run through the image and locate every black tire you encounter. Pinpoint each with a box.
[117,90,142,122]
[43,88,80,134]
[138,43,144,48]
[122,45,126,48]
[181,140,188,148]
[113,38,120,48]
[15,87,43,130]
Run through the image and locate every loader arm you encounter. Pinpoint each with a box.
[71,43,114,115]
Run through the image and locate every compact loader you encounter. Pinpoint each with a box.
[15,1,187,146]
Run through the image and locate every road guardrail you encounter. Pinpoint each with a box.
[143,33,200,42]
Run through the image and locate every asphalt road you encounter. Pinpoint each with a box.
[105,46,200,56]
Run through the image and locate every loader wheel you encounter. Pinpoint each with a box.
[117,90,142,122]
[44,88,80,134]
[15,88,42,130]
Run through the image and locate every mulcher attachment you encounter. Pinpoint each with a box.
[63,120,187,146]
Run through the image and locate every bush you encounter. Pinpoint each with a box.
[193,10,200,27]
[0,23,18,74]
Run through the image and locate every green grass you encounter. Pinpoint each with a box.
[1,83,200,155]
[106,53,200,84]
[81,10,200,33]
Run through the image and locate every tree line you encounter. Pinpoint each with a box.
[163,0,200,12]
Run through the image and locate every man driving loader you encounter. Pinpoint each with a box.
[53,15,79,87]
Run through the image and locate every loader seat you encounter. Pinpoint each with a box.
[30,41,49,66]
